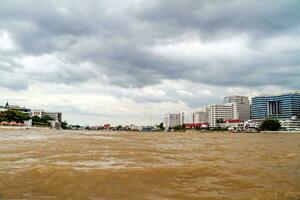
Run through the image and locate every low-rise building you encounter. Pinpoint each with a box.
[31,110,44,118]
[222,119,244,131]
[129,124,139,131]
[104,124,111,130]
[3,102,31,116]
[281,117,300,131]
[185,123,209,129]
[244,120,259,130]
[0,107,7,112]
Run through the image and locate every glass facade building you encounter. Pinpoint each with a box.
[251,92,300,120]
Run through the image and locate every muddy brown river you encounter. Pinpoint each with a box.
[0,129,300,200]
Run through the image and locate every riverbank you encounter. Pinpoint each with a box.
[1,127,300,134]
[0,126,51,130]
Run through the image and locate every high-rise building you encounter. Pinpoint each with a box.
[251,92,300,120]
[223,96,250,121]
[207,104,237,127]
[163,112,184,129]
[191,111,208,123]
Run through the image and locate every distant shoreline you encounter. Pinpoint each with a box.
[0,127,299,134]
[0,126,51,130]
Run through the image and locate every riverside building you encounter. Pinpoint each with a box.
[223,96,250,121]
[281,117,300,131]
[31,110,62,123]
[1,102,31,115]
[251,92,300,120]
[163,112,184,129]
[43,112,62,123]
[31,110,44,118]
[191,111,208,123]
[207,104,237,127]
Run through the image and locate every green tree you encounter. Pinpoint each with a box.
[41,115,53,126]
[116,125,122,130]
[259,119,281,131]
[216,119,224,127]
[32,115,53,127]
[0,110,30,122]
[173,124,186,131]
[158,122,164,131]
[32,116,42,126]
[61,121,68,129]
[31,116,41,123]
[42,115,53,122]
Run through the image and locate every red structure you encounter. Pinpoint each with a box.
[224,119,241,123]
[103,124,110,129]
[0,122,24,126]
[184,123,209,129]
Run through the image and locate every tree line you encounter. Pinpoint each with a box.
[0,109,53,127]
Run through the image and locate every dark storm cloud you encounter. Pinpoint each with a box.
[0,0,103,54]
[0,0,300,91]
[140,0,300,38]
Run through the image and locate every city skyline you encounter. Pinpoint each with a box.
[1,0,300,125]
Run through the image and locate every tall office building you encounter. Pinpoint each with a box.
[207,104,237,127]
[163,112,184,129]
[251,92,300,120]
[191,111,208,123]
[223,96,250,121]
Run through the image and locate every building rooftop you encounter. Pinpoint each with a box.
[224,95,249,98]
[255,91,300,97]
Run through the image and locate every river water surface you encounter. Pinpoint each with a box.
[0,129,300,200]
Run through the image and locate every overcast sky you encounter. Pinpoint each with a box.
[0,0,299,125]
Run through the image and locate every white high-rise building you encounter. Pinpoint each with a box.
[191,111,208,123]
[207,104,237,127]
[224,102,239,120]
[163,112,184,129]
[223,96,250,121]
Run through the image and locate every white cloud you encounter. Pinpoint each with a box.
[151,33,250,59]
[0,30,17,51]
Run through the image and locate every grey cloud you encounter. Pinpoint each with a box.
[140,0,300,39]
[0,0,299,92]
[0,71,28,90]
